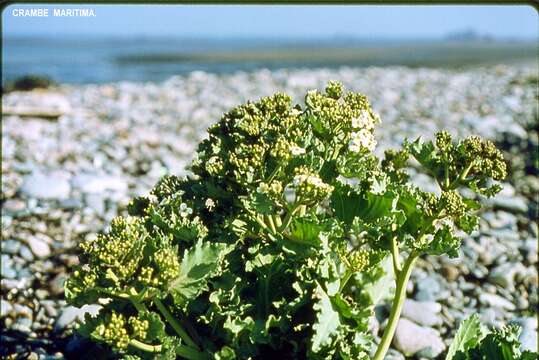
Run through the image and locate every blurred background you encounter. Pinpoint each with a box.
[1,4,538,360]
[2,5,537,85]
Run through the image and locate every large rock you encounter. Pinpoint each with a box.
[510,317,538,353]
[20,171,71,200]
[479,293,516,311]
[393,318,446,358]
[71,173,127,194]
[401,299,442,327]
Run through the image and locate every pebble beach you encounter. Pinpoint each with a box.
[1,63,537,359]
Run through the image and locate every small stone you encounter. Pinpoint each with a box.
[27,236,51,258]
[415,275,443,301]
[1,299,13,317]
[20,171,71,200]
[49,273,67,296]
[12,318,32,334]
[2,239,21,255]
[85,193,105,216]
[401,299,442,327]
[19,245,34,262]
[59,198,82,209]
[393,318,446,358]
[441,265,459,282]
[35,289,49,300]
[479,293,516,311]
[520,239,538,263]
[368,314,380,336]
[2,199,26,214]
[1,255,17,279]
[488,262,526,290]
[385,349,405,360]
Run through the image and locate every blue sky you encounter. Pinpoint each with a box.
[2,4,537,39]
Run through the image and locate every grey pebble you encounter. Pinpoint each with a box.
[401,299,442,327]
[2,239,21,255]
[20,171,71,200]
[1,299,13,317]
[393,318,446,358]
[27,235,51,258]
[479,293,516,311]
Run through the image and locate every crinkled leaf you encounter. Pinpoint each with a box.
[170,240,233,304]
[446,314,486,360]
[362,255,394,305]
[330,183,399,226]
[426,225,461,258]
[289,217,323,247]
[247,192,275,215]
[141,312,167,342]
[311,284,340,353]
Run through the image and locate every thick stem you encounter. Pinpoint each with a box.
[390,236,402,275]
[175,344,209,360]
[128,287,149,313]
[154,298,199,351]
[339,269,353,293]
[129,339,162,353]
[265,214,277,234]
[273,214,283,229]
[279,204,300,232]
[255,214,270,232]
[373,253,418,360]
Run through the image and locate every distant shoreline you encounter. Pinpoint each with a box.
[3,39,537,86]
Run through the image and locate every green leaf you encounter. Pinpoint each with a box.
[330,183,399,226]
[169,240,233,304]
[362,255,395,305]
[405,137,438,170]
[311,284,340,353]
[215,346,237,360]
[427,225,461,258]
[446,314,486,360]
[141,312,167,342]
[289,217,323,246]
[247,192,275,215]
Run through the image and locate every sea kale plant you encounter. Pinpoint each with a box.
[66,82,511,359]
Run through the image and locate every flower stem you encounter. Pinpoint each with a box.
[265,214,277,234]
[129,339,162,353]
[338,269,353,293]
[373,252,418,360]
[154,298,199,351]
[390,236,402,275]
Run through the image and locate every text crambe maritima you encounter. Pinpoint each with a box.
[11,8,96,17]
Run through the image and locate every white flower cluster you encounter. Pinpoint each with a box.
[179,203,193,218]
[348,129,377,152]
[292,173,333,199]
[205,198,216,211]
[292,173,322,187]
[292,174,331,190]
[351,110,375,130]
[290,146,306,156]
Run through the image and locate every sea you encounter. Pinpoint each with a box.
[2,35,537,85]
